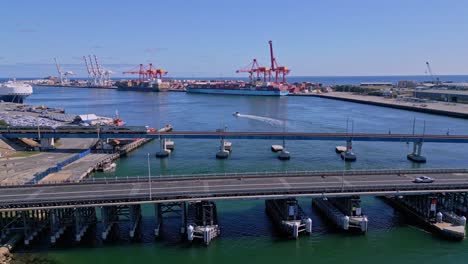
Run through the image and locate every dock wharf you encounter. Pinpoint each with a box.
[40,137,153,183]
[293,92,468,119]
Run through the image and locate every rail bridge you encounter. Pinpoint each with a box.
[2,130,468,143]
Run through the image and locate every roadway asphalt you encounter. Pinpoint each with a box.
[1,171,468,210]
[0,138,97,184]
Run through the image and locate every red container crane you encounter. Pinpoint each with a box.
[269,40,290,84]
[123,64,168,81]
[236,58,271,82]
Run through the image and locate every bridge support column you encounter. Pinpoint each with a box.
[216,135,230,159]
[180,202,187,234]
[153,202,186,237]
[74,207,96,242]
[128,205,141,239]
[407,141,426,163]
[186,201,220,245]
[101,206,118,241]
[313,196,367,233]
[156,138,171,158]
[50,208,74,244]
[383,194,465,240]
[265,198,311,239]
[39,138,55,151]
[22,210,49,245]
[154,204,162,237]
[340,140,356,161]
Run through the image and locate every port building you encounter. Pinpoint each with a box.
[414,89,468,104]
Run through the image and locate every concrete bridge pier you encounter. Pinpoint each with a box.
[313,196,368,233]
[74,207,96,242]
[156,138,171,158]
[154,204,162,237]
[39,138,55,151]
[340,140,357,161]
[265,198,312,238]
[180,202,187,235]
[216,137,230,159]
[50,208,74,244]
[101,206,118,241]
[17,209,48,246]
[186,201,220,245]
[384,194,465,240]
[128,205,141,239]
[407,141,426,163]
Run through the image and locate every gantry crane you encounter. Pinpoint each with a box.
[269,40,290,84]
[123,64,167,81]
[236,59,271,82]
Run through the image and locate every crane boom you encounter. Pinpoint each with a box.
[269,40,275,71]
[426,61,440,85]
[54,58,63,85]
[83,56,92,76]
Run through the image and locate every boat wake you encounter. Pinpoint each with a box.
[234,112,285,127]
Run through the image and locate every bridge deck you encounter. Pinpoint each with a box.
[3,131,468,143]
[1,169,468,211]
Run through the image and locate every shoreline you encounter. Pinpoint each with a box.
[290,92,468,119]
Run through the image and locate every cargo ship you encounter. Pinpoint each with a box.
[186,81,289,96]
[0,80,33,103]
[186,41,292,96]
[115,79,170,92]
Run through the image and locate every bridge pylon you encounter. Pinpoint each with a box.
[407,141,426,163]
[340,139,356,161]
[156,138,171,158]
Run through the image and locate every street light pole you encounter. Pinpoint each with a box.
[147,153,152,200]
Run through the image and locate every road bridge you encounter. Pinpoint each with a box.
[1,168,468,211]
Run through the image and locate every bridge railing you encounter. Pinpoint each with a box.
[3,168,468,187]
[78,168,468,183]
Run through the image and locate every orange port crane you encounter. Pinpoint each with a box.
[269,40,290,84]
[147,63,168,79]
[236,59,271,82]
[123,64,168,81]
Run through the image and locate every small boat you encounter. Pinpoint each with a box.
[113,110,126,126]
[99,161,116,172]
[233,112,240,117]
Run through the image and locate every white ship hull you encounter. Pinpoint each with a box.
[0,81,33,103]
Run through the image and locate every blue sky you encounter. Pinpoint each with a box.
[1,0,467,77]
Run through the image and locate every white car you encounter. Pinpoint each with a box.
[413,176,434,183]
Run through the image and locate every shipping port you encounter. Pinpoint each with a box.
[186,40,293,96]
[115,63,170,92]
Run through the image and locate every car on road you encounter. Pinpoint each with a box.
[413,176,434,183]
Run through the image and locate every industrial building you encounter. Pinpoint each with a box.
[414,89,468,104]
